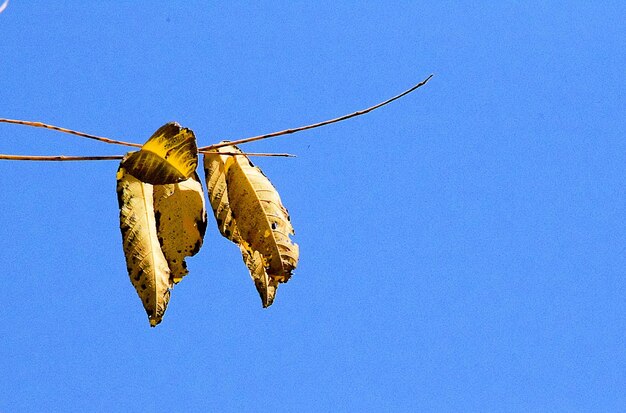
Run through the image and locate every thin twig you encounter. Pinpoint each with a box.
[0,154,125,161]
[0,118,142,148]
[199,73,434,151]
[1,74,432,157]
[201,151,296,157]
[0,119,295,158]
[0,152,295,161]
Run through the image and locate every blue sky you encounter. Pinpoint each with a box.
[0,2,624,412]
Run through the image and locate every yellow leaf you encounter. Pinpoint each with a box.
[116,166,171,327]
[153,172,207,284]
[204,147,240,242]
[242,247,278,307]
[203,145,298,307]
[121,122,198,185]
[226,150,299,282]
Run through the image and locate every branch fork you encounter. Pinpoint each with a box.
[0,74,433,161]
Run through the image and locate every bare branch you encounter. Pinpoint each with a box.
[0,119,296,158]
[201,151,295,158]
[0,152,295,162]
[2,74,432,159]
[0,118,142,148]
[199,73,434,151]
[0,154,124,161]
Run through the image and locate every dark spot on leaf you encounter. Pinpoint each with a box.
[198,216,207,237]
[225,229,231,237]
[192,239,202,254]
[271,222,277,230]
[154,210,161,228]
[141,283,147,290]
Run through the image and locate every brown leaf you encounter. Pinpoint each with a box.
[203,145,298,307]
[153,172,207,284]
[116,166,171,326]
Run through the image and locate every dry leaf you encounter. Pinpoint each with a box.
[243,247,278,307]
[204,144,298,307]
[153,172,207,284]
[204,147,240,241]
[116,166,171,326]
[225,150,299,283]
[205,147,274,304]
[116,122,205,326]
[121,122,198,185]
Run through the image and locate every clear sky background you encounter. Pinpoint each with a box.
[0,2,624,412]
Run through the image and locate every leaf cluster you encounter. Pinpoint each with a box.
[118,123,299,326]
